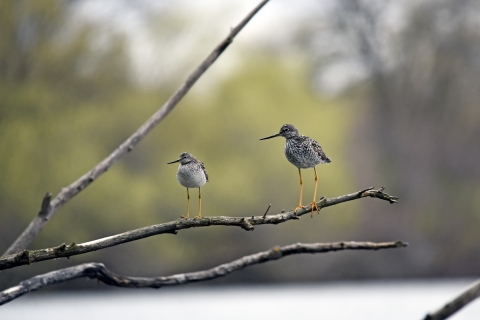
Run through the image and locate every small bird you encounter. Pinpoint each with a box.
[260,124,331,217]
[167,152,209,219]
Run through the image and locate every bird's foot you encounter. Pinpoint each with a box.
[310,197,327,218]
[194,215,203,219]
[181,215,190,219]
[293,205,306,215]
[310,197,327,217]
[310,202,320,218]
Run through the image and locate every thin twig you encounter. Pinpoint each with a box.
[263,204,272,218]
[2,0,271,257]
[423,279,480,320]
[0,240,407,306]
[0,187,398,271]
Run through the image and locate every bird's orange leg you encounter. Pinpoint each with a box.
[182,188,190,219]
[310,167,320,217]
[294,168,306,214]
[195,187,202,218]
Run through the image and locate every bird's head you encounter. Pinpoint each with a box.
[260,124,299,140]
[167,152,195,165]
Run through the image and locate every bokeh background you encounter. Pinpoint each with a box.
[1,0,480,292]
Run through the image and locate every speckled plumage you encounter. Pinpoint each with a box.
[260,124,331,217]
[176,156,208,188]
[285,134,331,169]
[167,152,208,218]
[261,124,331,168]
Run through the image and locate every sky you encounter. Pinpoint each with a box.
[68,0,330,88]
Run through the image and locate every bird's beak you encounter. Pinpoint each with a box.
[167,158,181,164]
[260,133,281,140]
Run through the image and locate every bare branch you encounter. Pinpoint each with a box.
[423,279,480,320]
[360,186,399,204]
[0,240,407,306]
[0,187,398,271]
[2,0,271,257]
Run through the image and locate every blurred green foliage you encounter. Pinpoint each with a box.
[2,0,480,294]
[0,0,364,289]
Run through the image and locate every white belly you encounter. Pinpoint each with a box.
[176,166,207,188]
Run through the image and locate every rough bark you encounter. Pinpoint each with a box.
[0,187,398,271]
[0,240,407,306]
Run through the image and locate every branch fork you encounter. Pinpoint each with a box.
[0,187,399,271]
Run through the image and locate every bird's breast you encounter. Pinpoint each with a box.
[284,140,324,169]
[176,165,207,188]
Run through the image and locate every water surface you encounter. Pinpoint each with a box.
[2,280,479,319]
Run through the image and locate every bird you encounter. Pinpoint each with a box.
[260,124,331,217]
[167,152,209,219]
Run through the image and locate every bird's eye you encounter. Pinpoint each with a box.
[284,127,289,132]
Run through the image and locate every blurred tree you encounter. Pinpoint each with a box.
[297,0,480,276]
[0,0,131,245]
[0,0,358,291]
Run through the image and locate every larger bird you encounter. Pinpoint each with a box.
[260,124,331,217]
[167,152,208,219]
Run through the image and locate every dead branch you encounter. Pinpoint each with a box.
[2,0,271,257]
[423,279,480,320]
[0,240,407,306]
[0,187,398,271]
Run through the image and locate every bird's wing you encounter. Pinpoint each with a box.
[310,138,331,163]
[200,162,209,182]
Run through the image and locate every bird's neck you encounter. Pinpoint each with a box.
[286,135,300,140]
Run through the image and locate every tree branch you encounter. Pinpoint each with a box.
[0,240,407,306]
[0,187,398,271]
[423,279,480,320]
[2,0,271,257]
